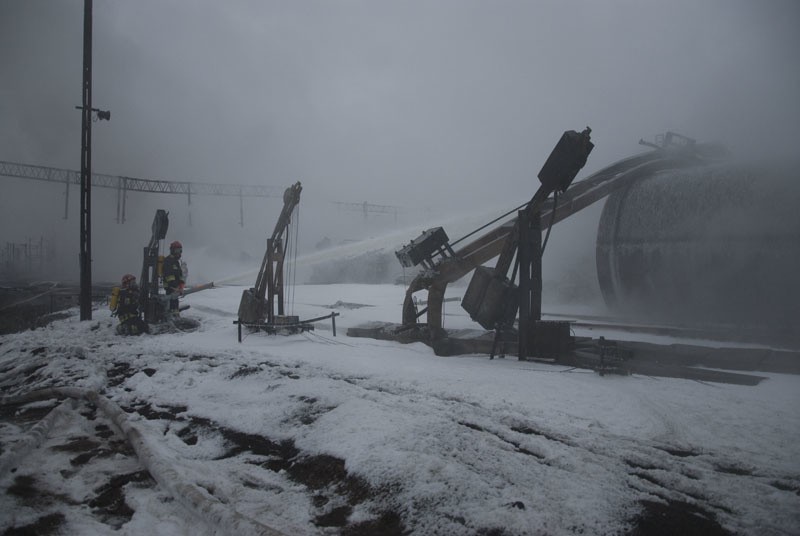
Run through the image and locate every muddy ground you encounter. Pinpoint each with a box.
[1,391,731,536]
[0,287,742,535]
[0,283,112,336]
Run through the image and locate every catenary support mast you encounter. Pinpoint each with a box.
[78,0,93,320]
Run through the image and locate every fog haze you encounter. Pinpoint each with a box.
[1,0,798,282]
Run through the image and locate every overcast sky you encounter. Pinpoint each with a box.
[1,0,798,280]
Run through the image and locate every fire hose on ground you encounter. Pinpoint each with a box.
[0,387,287,536]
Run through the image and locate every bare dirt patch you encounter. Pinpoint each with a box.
[123,403,405,533]
[1,512,65,536]
[88,470,154,528]
[627,498,731,536]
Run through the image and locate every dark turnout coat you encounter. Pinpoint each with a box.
[116,287,148,335]
[163,254,184,294]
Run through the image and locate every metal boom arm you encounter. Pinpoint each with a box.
[401,139,714,329]
[239,182,302,325]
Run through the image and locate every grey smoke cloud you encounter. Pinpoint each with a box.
[1,0,798,281]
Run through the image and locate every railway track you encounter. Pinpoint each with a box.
[542,311,799,349]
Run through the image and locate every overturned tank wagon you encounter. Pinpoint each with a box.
[347,131,800,379]
[596,160,800,338]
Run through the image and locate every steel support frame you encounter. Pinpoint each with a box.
[78,0,93,321]
[517,209,542,361]
[400,155,700,329]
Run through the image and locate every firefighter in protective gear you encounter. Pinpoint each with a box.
[163,240,185,313]
[115,274,149,335]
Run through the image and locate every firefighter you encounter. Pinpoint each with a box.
[115,274,149,335]
[163,240,185,313]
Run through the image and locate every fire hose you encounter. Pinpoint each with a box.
[0,387,286,536]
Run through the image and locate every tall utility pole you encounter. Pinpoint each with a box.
[78,0,93,320]
[77,1,110,318]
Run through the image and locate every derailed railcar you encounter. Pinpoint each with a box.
[596,160,800,336]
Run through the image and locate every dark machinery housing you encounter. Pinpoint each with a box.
[461,266,518,331]
[140,209,169,324]
[396,227,454,270]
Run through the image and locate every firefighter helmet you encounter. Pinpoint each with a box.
[121,274,136,288]
[170,240,182,251]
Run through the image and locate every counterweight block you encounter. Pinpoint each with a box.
[462,266,519,330]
